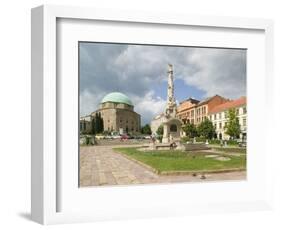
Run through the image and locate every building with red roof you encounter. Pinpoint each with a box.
[208,96,247,140]
[176,95,229,125]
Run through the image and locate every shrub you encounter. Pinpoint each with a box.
[209,139,221,145]
[227,140,238,145]
[85,136,90,145]
[157,135,163,143]
[195,136,206,143]
[180,136,191,143]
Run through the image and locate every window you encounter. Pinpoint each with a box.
[219,113,221,119]
[243,107,247,114]
[219,122,222,129]
[243,118,246,126]
[214,114,217,120]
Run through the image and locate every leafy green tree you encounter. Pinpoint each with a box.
[183,123,197,138]
[141,124,152,135]
[156,124,164,135]
[224,108,241,139]
[156,124,164,143]
[197,118,215,139]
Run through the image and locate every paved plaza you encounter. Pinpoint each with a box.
[79,145,246,187]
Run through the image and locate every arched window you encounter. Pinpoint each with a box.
[170,124,177,132]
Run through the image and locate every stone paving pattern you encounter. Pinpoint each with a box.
[80,145,246,187]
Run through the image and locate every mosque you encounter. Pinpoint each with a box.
[80,92,141,135]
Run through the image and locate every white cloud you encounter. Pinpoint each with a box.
[79,43,246,123]
[179,48,246,98]
[80,89,103,116]
[132,91,166,125]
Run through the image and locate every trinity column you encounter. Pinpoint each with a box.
[162,64,182,143]
[165,64,177,118]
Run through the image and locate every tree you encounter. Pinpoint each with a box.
[156,124,164,143]
[183,123,197,138]
[197,118,215,139]
[141,124,152,135]
[100,114,104,132]
[91,117,96,135]
[94,113,99,133]
[156,124,164,135]
[91,113,104,135]
[224,108,241,139]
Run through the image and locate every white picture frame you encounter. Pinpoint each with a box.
[31,5,274,225]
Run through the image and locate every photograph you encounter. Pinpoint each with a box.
[79,42,247,187]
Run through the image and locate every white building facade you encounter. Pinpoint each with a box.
[208,97,247,140]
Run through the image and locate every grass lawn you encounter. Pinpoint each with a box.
[212,147,246,154]
[113,147,246,173]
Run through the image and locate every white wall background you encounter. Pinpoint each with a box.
[0,0,280,229]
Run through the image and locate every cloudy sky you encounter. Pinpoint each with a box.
[79,42,246,125]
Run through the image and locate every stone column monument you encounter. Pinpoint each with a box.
[165,64,177,117]
[162,64,183,144]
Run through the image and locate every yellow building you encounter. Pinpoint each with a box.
[176,95,229,125]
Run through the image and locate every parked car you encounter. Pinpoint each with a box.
[104,135,113,140]
[237,139,247,147]
[238,141,247,147]
[95,135,105,140]
[121,134,129,141]
[112,135,121,139]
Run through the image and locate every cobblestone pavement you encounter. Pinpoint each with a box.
[79,145,246,187]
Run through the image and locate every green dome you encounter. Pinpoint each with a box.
[101,92,133,106]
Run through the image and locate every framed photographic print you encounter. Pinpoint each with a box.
[31,5,274,224]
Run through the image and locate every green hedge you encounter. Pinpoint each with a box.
[157,135,163,143]
[180,136,191,143]
[209,139,221,145]
[195,137,206,143]
[226,140,239,145]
